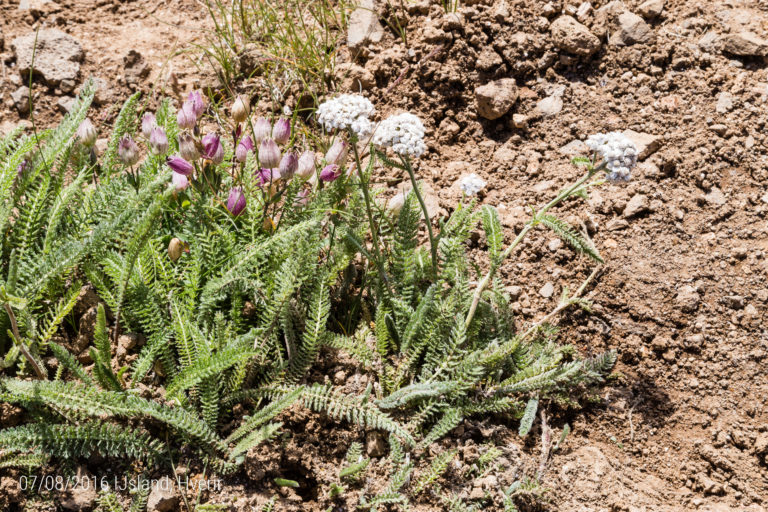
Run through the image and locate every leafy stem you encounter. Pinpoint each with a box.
[464,164,603,328]
[402,155,439,278]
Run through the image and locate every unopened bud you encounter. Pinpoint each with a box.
[258,138,281,169]
[297,150,316,179]
[117,136,140,166]
[232,95,250,124]
[272,118,291,145]
[76,118,98,148]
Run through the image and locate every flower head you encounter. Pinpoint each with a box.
[585,132,637,181]
[258,138,281,169]
[202,133,224,164]
[253,117,272,143]
[272,118,291,145]
[279,152,298,180]
[232,95,250,124]
[117,136,140,166]
[76,118,98,148]
[187,90,206,119]
[177,102,197,130]
[319,164,341,182]
[325,140,348,167]
[236,135,254,163]
[149,127,169,155]
[141,113,156,138]
[372,113,427,158]
[458,173,486,196]
[171,171,189,191]
[166,155,194,176]
[226,187,246,217]
[316,94,375,137]
[177,132,200,161]
[297,150,316,179]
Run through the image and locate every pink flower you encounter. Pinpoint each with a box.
[272,118,291,145]
[177,102,197,130]
[141,113,156,138]
[187,90,206,119]
[319,164,340,182]
[202,133,224,164]
[236,136,254,163]
[226,187,246,216]
[166,155,194,176]
[253,117,271,143]
[172,171,189,191]
[258,138,281,169]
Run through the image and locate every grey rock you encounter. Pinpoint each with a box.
[60,466,97,511]
[91,77,112,105]
[347,0,384,52]
[11,29,83,85]
[537,95,563,116]
[57,96,76,113]
[11,86,30,114]
[676,285,700,313]
[709,124,728,136]
[123,49,150,86]
[723,295,744,310]
[550,15,601,57]
[540,282,555,298]
[475,78,518,120]
[705,187,727,206]
[716,92,734,113]
[147,476,179,512]
[559,139,588,156]
[609,11,653,45]
[638,0,664,19]
[623,194,649,218]
[721,31,768,56]
[622,129,660,159]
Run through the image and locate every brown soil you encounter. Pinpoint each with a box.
[2,0,768,511]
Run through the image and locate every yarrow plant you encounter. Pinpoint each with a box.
[458,173,486,196]
[372,112,427,158]
[316,93,375,138]
[585,132,637,181]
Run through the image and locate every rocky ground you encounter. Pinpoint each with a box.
[2,0,768,510]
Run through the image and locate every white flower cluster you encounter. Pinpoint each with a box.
[459,173,486,196]
[585,132,638,181]
[372,113,427,158]
[316,94,375,137]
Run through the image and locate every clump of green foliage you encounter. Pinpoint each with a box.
[0,82,617,511]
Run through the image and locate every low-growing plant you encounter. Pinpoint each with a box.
[0,82,635,509]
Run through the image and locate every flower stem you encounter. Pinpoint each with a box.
[464,166,599,328]
[403,156,439,278]
[3,303,44,379]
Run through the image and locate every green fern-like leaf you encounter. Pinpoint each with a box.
[538,214,603,263]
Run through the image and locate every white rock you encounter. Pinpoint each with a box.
[537,95,563,117]
[347,0,384,52]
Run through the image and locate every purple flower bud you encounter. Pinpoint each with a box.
[202,133,224,164]
[76,118,98,148]
[16,160,30,178]
[272,118,291,145]
[177,102,197,130]
[253,117,271,143]
[232,95,250,124]
[141,113,156,138]
[166,155,194,176]
[319,164,340,182]
[149,127,169,155]
[172,171,189,191]
[278,152,298,180]
[258,138,281,169]
[226,187,246,217]
[325,140,348,166]
[236,136,254,163]
[256,168,275,187]
[177,132,200,161]
[297,150,316,179]
[187,90,206,119]
[118,136,140,166]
